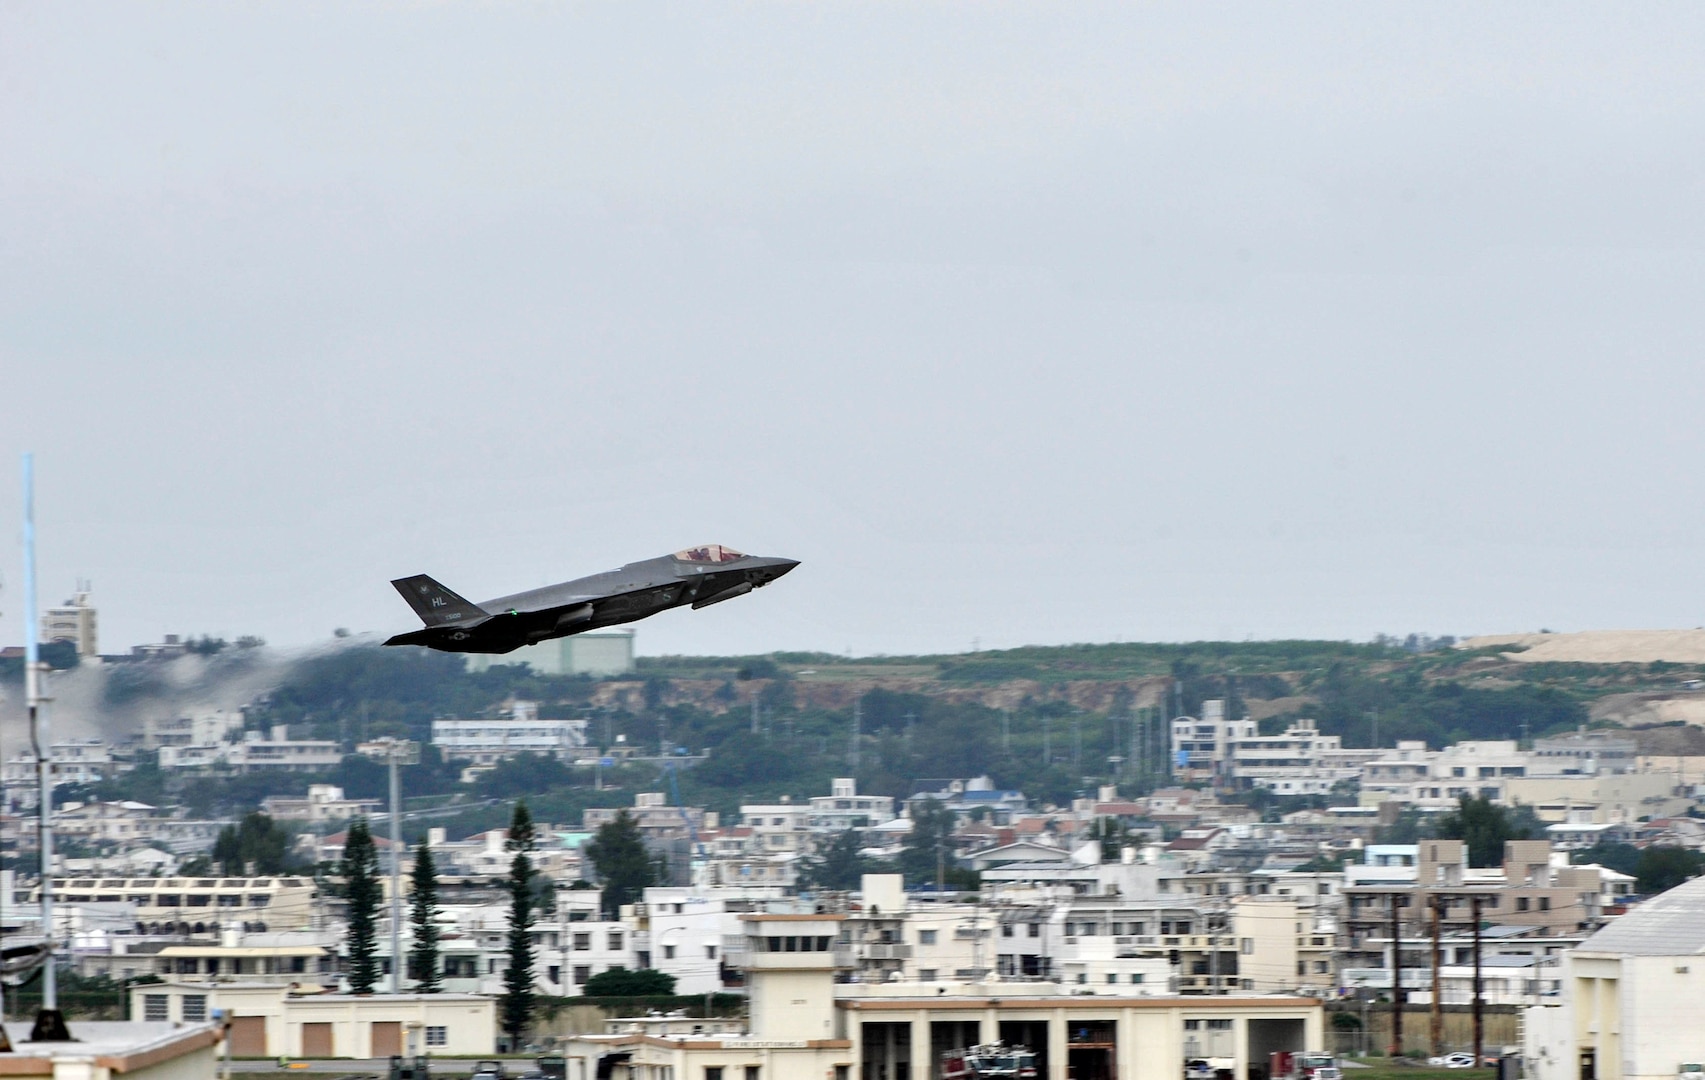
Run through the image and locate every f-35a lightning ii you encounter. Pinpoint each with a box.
[383,544,799,654]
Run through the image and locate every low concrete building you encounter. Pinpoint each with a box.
[128,983,495,1058]
[0,1020,219,1080]
[1525,876,1705,1080]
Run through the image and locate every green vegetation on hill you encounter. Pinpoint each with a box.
[78,637,1705,839]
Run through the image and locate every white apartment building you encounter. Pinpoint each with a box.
[142,710,243,750]
[809,778,896,830]
[432,701,590,764]
[160,727,340,772]
[1171,700,1256,781]
[260,785,381,823]
[5,739,120,785]
[1226,719,1363,795]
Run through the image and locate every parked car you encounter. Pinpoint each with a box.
[1427,1053,1476,1069]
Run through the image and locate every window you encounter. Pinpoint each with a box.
[706,1070,724,1080]
[1131,974,1143,984]
[1539,897,1551,912]
[144,995,169,1021]
[608,932,623,950]
[426,1027,447,1047]
[1077,973,1088,984]
[664,944,677,960]
[919,969,938,982]
[706,945,718,959]
[919,930,938,946]
[574,933,591,950]
[1002,925,1014,938]
[1517,898,1530,912]
[836,1067,850,1080]
[1106,974,1118,984]
[574,966,591,984]
[1027,924,1039,938]
[182,995,207,1021]
[1064,922,1076,937]
[1241,938,1254,955]
[746,1068,761,1080]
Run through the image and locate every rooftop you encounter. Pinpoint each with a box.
[1578,875,1705,956]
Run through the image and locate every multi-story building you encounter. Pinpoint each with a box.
[40,586,98,658]
[1529,730,1638,776]
[260,785,382,823]
[431,700,590,764]
[1225,719,1367,795]
[809,777,896,830]
[2,739,124,810]
[584,792,708,843]
[141,709,243,750]
[1171,700,1256,782]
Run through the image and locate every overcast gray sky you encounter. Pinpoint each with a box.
[3,3,1705,659]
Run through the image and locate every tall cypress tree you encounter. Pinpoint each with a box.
[585,809,654,918]
[408,841,442,993]
[501,801,538,1049]
[342,819,382,994]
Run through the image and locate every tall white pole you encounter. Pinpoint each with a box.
[23,454,55,1014]
[389,748,402,994]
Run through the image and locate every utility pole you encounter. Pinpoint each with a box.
[1472,894,1486,1066]
[1430,894,1444,1058]
[1389,894,1405,1057]
[364,738,418,994]
[849,696,862,771]
[24,454,69,1042]
[1072,711,1082,772]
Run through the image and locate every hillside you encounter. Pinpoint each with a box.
[70,634,1705,836]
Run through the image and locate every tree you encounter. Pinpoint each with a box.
[501,802,538,1049]
[1635,846,1705,894]
[797,829,884,891]
[341,819,382,994]
[408,842,441,993]
[899,798,955,887]
[211,811,293,875]
[1436,795,1535,867]
[582,967,676,996]
[585,810,655,917]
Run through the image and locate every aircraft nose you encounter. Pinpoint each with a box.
[757,557,800,583]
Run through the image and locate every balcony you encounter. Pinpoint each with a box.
[864,944,913,960]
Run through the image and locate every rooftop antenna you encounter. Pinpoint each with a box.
[23,454,72,1041]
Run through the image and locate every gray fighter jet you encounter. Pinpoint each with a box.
[383,544,799,654]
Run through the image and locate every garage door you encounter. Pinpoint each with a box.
[230,1016,268,1057]
[302,1022,334,1058]
[371,1021,402,1058]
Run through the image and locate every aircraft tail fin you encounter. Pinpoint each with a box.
[391,574,489,627]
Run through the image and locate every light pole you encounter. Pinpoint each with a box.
[363,738,419,994]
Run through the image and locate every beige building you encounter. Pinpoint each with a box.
[127,983,495,1059]
[563,912,1324,1080]
[41,586,98,658]
[1504,773,1690,825]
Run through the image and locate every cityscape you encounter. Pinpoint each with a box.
[4,6,1701,1080]
[0,588,1702,1080]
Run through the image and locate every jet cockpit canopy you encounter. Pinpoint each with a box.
[673,544,747,564]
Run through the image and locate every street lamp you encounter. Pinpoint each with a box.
[362,737,419,994]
